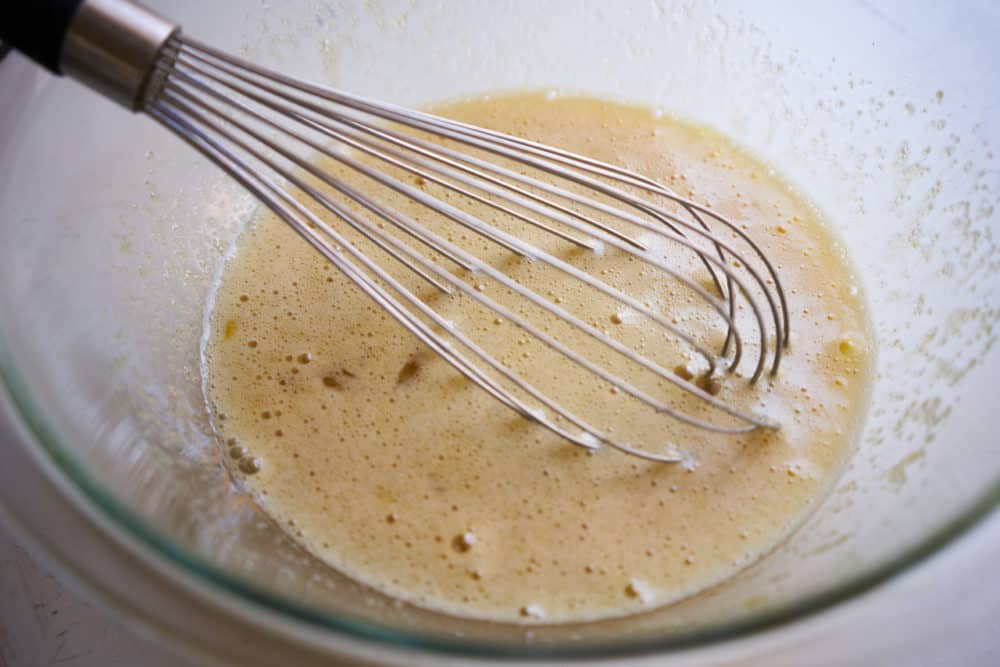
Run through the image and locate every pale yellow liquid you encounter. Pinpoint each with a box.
[203,94,872,623]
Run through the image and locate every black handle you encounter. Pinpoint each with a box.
[0,0,86,74]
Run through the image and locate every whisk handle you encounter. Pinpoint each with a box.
[0,0,84,73]
[0,0,177,110]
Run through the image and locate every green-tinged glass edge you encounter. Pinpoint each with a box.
[1,342,998,659]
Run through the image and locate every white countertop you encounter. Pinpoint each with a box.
[0,522,181,666]
[1,507,998,666]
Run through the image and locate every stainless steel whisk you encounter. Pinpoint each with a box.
[2,0,789,462]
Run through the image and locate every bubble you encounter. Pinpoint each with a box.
[452,532,477,553]
[239,457,263,474]
[519,604,545,619]
[624,579,651,602]
[837,336,859,355]
[695,373,722,396]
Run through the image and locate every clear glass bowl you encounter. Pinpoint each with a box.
[0,0,998,662]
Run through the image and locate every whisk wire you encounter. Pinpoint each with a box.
[152,96,690,462]
[164,52,753,375]
[160,67,774,427]
[170,41,788,380]
[149,33,788,462]
[150,99,604,452]
[161,81,774,434]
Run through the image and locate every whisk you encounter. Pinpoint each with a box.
[2,0,789,462]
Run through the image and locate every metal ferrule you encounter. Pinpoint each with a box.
[60,0,178,111]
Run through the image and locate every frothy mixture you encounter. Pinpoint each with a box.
[203,94,872,623]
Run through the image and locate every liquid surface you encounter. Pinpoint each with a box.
[203,94,872,623]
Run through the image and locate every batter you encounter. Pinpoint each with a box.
[202,94,872,623]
